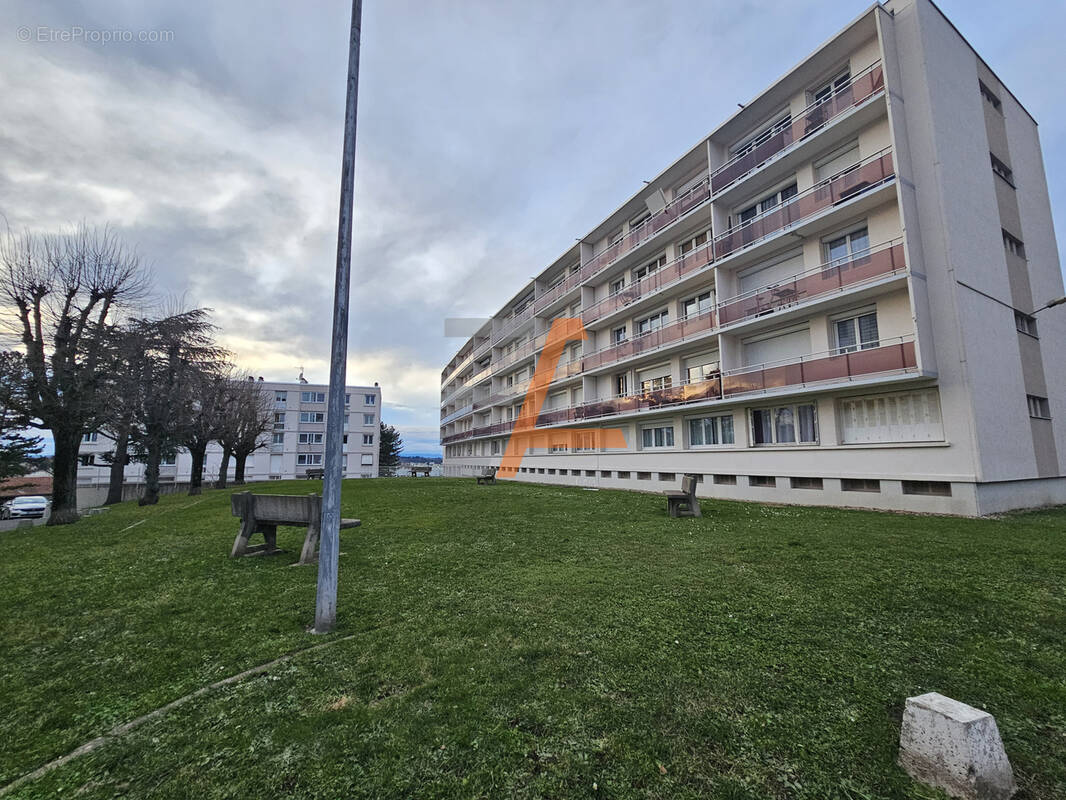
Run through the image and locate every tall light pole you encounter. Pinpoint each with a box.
[315,0,363,634]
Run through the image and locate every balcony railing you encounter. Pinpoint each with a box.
[716,240,906,326]
[496,332,547,371]
[535,376,724,428]
[721,336,917,397]
[582,239,715,325]
[713,149,894,260]
[534,272,583,313]
[581,307,716,372]
[441,403,474,426]
[492,301,536,344]
[581,176,711,279]
[710,62,885,194]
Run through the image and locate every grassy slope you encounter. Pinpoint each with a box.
[0,479,1063,799]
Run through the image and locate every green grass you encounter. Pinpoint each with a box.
[1,478,1064,799]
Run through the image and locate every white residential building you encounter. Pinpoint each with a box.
[77,380,382,488]
[440,0,1066,516]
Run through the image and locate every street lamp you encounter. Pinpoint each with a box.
[1033,296,1066,314]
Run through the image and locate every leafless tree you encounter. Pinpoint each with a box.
[0,225,150,524]
[178,367,233,496]
[216,376,273,487]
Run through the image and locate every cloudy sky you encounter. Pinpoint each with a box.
[2,0,1064,455]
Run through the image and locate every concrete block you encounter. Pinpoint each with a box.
[899,692,1015,799]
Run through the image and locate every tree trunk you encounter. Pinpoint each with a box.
[48,428,83,525]
[140,437,161,505]
[188,443,207,495]
[234,450,248,485]
[104,427,129,505]
[216,446,231,489]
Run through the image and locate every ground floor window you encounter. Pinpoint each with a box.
[297,454,323,466]
[838,389,943,443]
[751,403,817,445]
[688,414,734,446]
[641,425,675,449]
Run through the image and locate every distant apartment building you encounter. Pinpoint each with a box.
[77,380,382,487]
[440,0,1066,516]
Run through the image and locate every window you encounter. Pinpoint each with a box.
[362,434,374,445]
[637,472,652,480]
[688,414,735,446]
[824,226,870,267]
[345,393,351,405]
[629,210,651,231]
[735,183,798,226]
[364,394,376,405]
[681,290,713,319]
[617,471,631,479]
[838,389,944,444]
[612,326,627,344]
[633,254,666,282]
[659,472,676,482]
[751,403,818,445]
[161,454,176,466]
[600,470,612,478]
[1003,231,1025,258]
[300,411,325,423]
[606,227,623,248]
[749,475,776,488]
[684,352,720,383]
[614,374,628,397]
[732,115,791,158]
[814,141,860,183]
[272,432,284,445]
[342,434,348,445]
[298,432,324,444]
[363,413,375,425]
[790,477,823,490]
[677,230,708,256]
[833,309,879,353]
[78,454,96,466]
[297,454,323,466]
[640,375,672,393]
[273,412,286,429]
[82,432,98,443]
[1015,311,1038,337]
[274,391,287,402]
[979,80,1002,112]
[1027,395,1051,419]
[610,277,626,296]
[902,480,952,497]
[841,478,880,493]
[990,154,1014,187]
[713,474,737,485]
[637,309,668,335]
[549,443,567,453]
[811,69,850,105]
[641,425,675,449]
[301,391,326,403]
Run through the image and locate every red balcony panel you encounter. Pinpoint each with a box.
[710,64,885,194]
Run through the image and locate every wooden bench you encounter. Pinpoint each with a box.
[409,466,432,477]
[230,492,360,565]
[304,468,324,480]
[475,466,498,485]
[665,474,702,518]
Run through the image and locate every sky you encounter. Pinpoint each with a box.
[2,0,1064,456]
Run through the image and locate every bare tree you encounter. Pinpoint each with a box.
[178,368,231,495]
[217,377,272,486]
[125,309,228,505]
[0,225,149,524]
[0,351,43,481]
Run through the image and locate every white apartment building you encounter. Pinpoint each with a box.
[77,380,382,488]
[440,0,1066,516]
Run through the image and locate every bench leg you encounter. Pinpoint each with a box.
[299,509,322,565]
[691,500,702,518]
[262,524,278,552]
[231,515,257,557]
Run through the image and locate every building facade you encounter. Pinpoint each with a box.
[440,0,1066,516]
[77,380,382,489]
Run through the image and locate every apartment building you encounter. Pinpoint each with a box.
[440,0,1066,516]
[77,380,382,489]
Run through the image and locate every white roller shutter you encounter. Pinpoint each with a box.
[636,363,672,383]
[838,390,944,443]
[738,252,805,293]
[742,326,810,366]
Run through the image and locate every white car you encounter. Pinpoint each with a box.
[1,495,49,520]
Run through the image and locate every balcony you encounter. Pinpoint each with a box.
[496,332,547,371]
[537,376,724,427]
[581,308,716,372]
[441,403,474,426]
[534,272,583,313]
[492,302,536,344]
[582,239,714,326]
[716,241,906,327]
[713,149,894,261]
[721,336,917,397]
[710,62,885,194]
[581,176,711,280]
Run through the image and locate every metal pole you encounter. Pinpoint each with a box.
[315,0,362,634]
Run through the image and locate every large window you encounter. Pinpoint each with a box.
[297,454,323,466]
[641,425,675,449]
[298,432,324,444]
[838,389,944,444]
[735,183,798,226]
[681,290,713,319]
[810,69,850,105]
[272,432,284,445]
[301,391,326,403]
[612,325,627,344]
[362,434,374,445]
[751,403,818,445]
[824,226,870,267]
[637,310,669,335]
[273,412,286,429]
[300,411,325,423]
[363,413,375,425]
[633,254,666,282]
[274,391,287,402]
[683,352,719,383]
[688,414,734,446]
[677,230,709,256]
[732,115,791,158]
[833,309,879,353]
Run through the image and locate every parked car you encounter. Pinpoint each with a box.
[1,496,49,520]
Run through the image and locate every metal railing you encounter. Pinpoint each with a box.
[581,307,717,372]
[711,62,885,194]
[713,149,894,260]
[716,240,906,326]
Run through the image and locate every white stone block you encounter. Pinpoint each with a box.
[898,692,1016,799]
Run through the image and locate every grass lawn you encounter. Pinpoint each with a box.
[1,478,1064,799]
